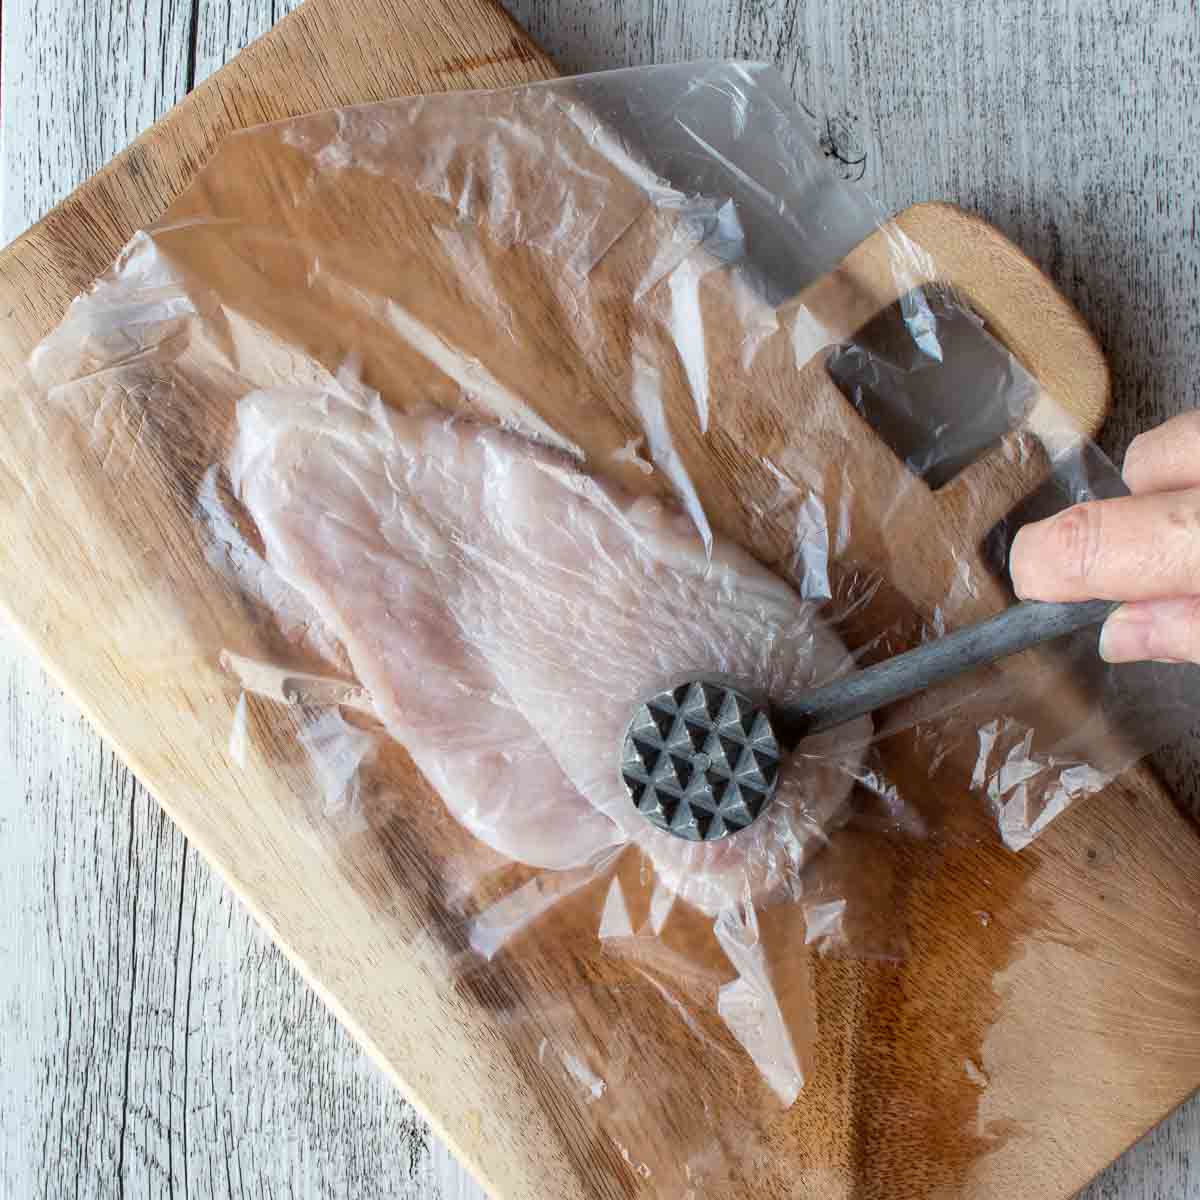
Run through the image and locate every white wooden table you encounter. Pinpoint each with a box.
[1,2,1197,1197]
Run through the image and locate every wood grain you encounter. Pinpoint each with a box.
[2,2,1200,1200]
[0,0,195,235]
[195,0,306,84]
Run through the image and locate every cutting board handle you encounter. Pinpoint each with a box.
[780,201,1111,550]
[886,204,1111,543]
[789,201,1110,438]
[889,202,1110,438]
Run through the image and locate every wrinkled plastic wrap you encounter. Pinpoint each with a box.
[20,62,1200,1196]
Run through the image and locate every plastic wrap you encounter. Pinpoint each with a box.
[19,62,1200,1195]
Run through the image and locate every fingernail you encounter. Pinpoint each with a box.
[1008,525,1036,599]
[1121,433,1144,487]
[1099,605,1153,663]
[1008,523,1046,600]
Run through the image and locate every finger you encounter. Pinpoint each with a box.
[1099,598,1200,665]
[1009,487,1200,602]
[1123,410,1200,494]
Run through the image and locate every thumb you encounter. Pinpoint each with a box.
[1099,598,1200,665]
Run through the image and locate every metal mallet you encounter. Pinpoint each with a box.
[620,598,1117,842]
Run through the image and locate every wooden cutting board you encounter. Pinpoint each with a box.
[2,3,1200,1198]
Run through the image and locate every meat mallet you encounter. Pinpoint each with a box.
[619,597,1117,842]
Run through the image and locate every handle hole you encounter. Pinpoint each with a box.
[826,287,1038,490]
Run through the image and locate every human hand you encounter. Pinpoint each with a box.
[1009,410,1200,665]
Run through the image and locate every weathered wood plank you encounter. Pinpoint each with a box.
[1,7,200,1193]
[194,0,306,83]
[0,0,195,235]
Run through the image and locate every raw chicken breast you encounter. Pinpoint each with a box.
[232,383,867,914]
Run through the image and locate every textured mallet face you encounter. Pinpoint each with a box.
[620,680,781,842]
